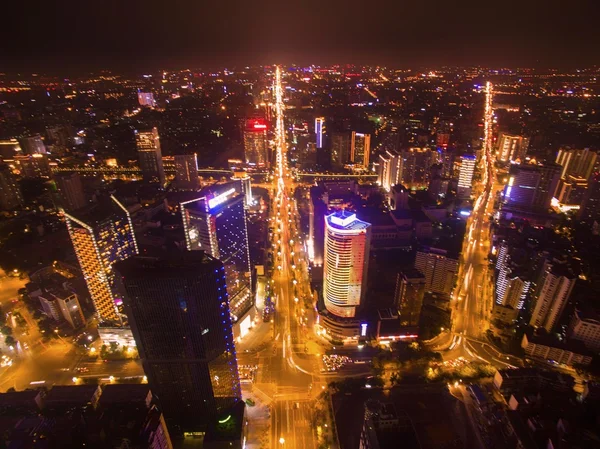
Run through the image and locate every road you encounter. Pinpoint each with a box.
[433,82,522,370]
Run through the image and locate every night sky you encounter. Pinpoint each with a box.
[2,0,599,72]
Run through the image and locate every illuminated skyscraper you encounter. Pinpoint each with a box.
[137,91,156,108]
[115,252,241,436]
[555,147,597,180]
[174,154,199,190]
[351,132,371,168]
[457,154,476,199]
[496,133,529,163]
[135,128,165,186]
[323,211,371,318]
[231,171,253,208]
[180,184,253,334]
[0,163,23,210]
[19,135,47,155]
[63,195,138,323]
[54,172,86,211]
[503,163,561,211]
[529,262,576,332]
[243,118,269,167]
[377,150,403,192]
[414,248,458,295]
[315,117,325,149]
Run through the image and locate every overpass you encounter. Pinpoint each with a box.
[295,172,378,180]
[51,166,234,176]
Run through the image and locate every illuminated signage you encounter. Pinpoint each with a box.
[253,123,267,129]
[360,323,368,337]
[208,188,236,209]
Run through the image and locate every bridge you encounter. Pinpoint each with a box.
[295,172,378,180]
[51,166,234,176]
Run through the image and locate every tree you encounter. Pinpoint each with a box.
[109,341,119,352]
[4,336,15,347]
[0,326,12,336]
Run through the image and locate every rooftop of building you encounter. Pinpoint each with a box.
[114,251,220,279]
[326,210,371,231]
[64,194,129,226]
[98,384,151,407]
[523,329,593,356]
[43,385,100,408]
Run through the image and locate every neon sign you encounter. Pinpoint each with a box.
[208,188,235,209]
[253,123,267,129]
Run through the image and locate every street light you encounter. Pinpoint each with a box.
[279,438,285,445]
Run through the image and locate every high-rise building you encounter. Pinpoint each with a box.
[180,184,253,332]
[394,270,426,327]
[315,117,325,149]
[503,163,561,211]
[137,91,156,108]
[323,211,371,318]
[115,252,241,435]
[331,132,351,167]
[389,184,410,210]
[231,171,253,208]
[174,154,200,190]
[63,195,138,323]
[414,248,458,295]
[19,135,47,155]
[555,147,597,180]
[243,118,269,167]
[135,128,165,186]
[457,154,476,199]
[579,170,600,220]
[496,133,529,163]
[401,148,436,187]
[529,262,576,332]
[351,132,371,168]
[377,150,403,192]
[568,307,600,352]
[15,154,52,178]
[54,172,86,211]
[0,164,23,210]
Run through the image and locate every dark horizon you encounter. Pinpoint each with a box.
[2,0,599,74]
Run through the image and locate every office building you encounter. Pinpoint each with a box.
[19,135,47,155]
[174,154,200,190]
[331,132,351,167]
[137,91,156,108]
[401,147,436,187]
[115,253,241,435]
[529,262,576,332]
[503,163,561,211]
[414,248,458,295]
[15,154,51,178]
[136,128,165,186]
[230,172,252,209]
[243,118,269,167]
[323,211,371,318]
[555,147,597,180]
[568,307,600,352]
[39,287,86,329]
[180,184,253,334]
[394,270,425,327]
[308,187,327,267]
[351,132,371,168]
[64,195,138,323]
[552,174,588,212]
[0,164,23,210]
[315,117,325,149]
[377,150,403,192]
[389,184,409,210]
[54,172,86,211]
[457,154,476,199]
[496,133,529,163]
